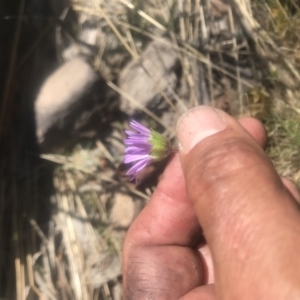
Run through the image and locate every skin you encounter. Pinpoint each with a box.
[122,106,300,300]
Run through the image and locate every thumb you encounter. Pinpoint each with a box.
[176,106,300,300]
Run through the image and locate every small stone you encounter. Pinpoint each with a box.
[110,193,135,228]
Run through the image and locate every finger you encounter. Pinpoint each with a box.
[198,176,300,287]
[123,244,203,300]
[123,155,204,299]
[178,285,216,300]
[198,117,265,287]
[125,117,267,248]
[198,244,214,284]
[124,154,199,247]
[177,106,300,299]
[196,169,293,287]
[282,177,300,203]
[238,117,268,149]
[194,117,267,288]
[123,113,269,299]
[123,111,272,299]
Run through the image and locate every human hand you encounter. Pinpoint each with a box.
[122,106,300,300]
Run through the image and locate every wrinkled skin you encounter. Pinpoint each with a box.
[123,106,300,300]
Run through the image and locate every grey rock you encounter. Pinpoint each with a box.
[119,39,180,115]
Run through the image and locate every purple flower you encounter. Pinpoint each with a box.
[124,120,153,179]
[124,120,172,180]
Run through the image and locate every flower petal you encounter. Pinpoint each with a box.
[125,130,136,136]
[124,120,155,180]
[126,156,152,177]
[125,145,151,154]
[129,120,151,135]
[124,154,150,164]
[124,139,150,146]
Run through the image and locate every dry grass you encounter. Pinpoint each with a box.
[1,0,300,299]
[266,106,300,184]
[248,0,300,185]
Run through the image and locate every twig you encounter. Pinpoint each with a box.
[18,23,53,69]
[72,4,138,59]
[115,20,255,87]
[29,218,48,245]
[228,6,243,114]
[119,0,167,32]
[26,254,43,298]
[107,81,174,133]
[96,140,116,165]
[178,0,186,41]
[0,0,26,137]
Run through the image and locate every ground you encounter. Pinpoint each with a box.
[0,0,300,299]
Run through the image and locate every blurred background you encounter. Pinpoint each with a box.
[1,0,300,298]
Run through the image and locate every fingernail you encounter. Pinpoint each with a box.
[176,106,227,154]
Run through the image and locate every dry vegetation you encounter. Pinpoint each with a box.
[1,0,300,299]
[250,0,300,184]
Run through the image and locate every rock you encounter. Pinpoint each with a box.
[35,58,107,151]
[110,193,136,228]
[119,39,180,115]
